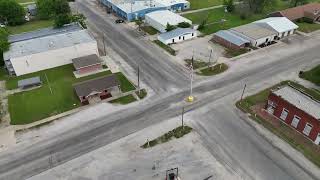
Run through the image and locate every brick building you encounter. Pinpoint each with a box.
[73,74,120,105]
[72,54,103,76]
[266,85,320,145]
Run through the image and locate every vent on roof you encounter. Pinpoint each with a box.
[49,41,54,48]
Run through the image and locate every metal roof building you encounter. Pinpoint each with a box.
[214,30,250,46]
[158,28,197,44]
[231,24,277,40]
[3,24,98,76]
[145,10,192,32]
[99,0,190,21]
[253,17,299,33]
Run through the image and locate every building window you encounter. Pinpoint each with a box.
[303,123,313,136]
[280,108,289,120]
[192,33,194,36]
[291,115,300,128]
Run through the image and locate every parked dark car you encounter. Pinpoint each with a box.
[115,19,124,23]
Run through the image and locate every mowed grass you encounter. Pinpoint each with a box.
[16,0,35,3]
[188,0,223,10]
[297,22,320,33]
[7,20,54,35]
[300,64,320,86]
[7,65,135,125]
[183,8,265,35]
[183,0,296,35]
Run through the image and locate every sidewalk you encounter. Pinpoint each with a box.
[238,108,320,179]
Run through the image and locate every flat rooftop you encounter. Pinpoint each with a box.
[4,30,96,60]
[231,23,277,40]
[146,10,192,26]
[8,23,82,43]
[117,1,165,13]
[214,30,250,46]
[272,85,320,120]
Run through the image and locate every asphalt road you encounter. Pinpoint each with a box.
[0,1,320,180]
[75,0,190,94]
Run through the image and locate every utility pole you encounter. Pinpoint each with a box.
[187,64,194,102]
[181,107,184,129]
[137,66,140,94]
[102,35,106,56]
[208,49,212,68]
[240,84,247,103]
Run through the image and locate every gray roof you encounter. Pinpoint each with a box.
[8,23,82,43]
[18,77,41,87]
[27,4,36,10]
[73,74,119,97]
[72,54,101,69]
[4,29,95,60]
[158,28,197,40]
[272,85,320,120]
[231,23,277,40]
[214,30,250,46]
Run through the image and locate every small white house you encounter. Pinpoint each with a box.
[158,28,197,45]
[145,10,192,33]
[253,17,299,39]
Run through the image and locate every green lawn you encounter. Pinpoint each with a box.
[237,81,320,168]
[16,0,35,3]
[115,72,136,92]
[187,0,223,10]
[197,63,228,76]
[185,59,209,69]
[136,89,147,99]
[153,40,176,55]
[7,20,54,35]
[110,94,137,105]
[184,8,266,35]
[183,0,295,35]
[141,26,158,35]
[141,126,192,148]
[297,22,320,33]
[7,65,135,125]
[300,64,320,86]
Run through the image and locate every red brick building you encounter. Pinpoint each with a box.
[72,54,103,75]
[266,85,320,145]
[212,30,250,50]
[73,74,120,105]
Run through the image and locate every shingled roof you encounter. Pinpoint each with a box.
[72,54,101,70]
[269,3,320,21]
[73,74,119,97]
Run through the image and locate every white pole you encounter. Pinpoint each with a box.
[190,65,193,97]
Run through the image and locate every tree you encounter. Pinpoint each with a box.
[0,0,25,26]
[0,28,9,66]
[241,0,276,13]
[37,0,70,20]
[224,0,235,12]
[54,14,71,28]
[53,0,71,15]
[165,23,176,31]
[36,0,55,19]
[291,0,309,7]
[177,22,191,28]
[70,14,87,29]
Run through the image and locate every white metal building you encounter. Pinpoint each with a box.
[4,29,98,76]
[230,23,278,47]
[158,28,197,45]
[253,17,299,38]
[145,10,192,32]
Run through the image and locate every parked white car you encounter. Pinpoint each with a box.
[0,23,5,28]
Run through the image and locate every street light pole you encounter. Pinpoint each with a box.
[187,64,194,102]
[182,107,184,129]
[137,66,140,94]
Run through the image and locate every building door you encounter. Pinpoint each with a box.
[183,36,185,40]
[315,133,320,145]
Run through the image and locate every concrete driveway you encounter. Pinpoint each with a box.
[171,35,226,63]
